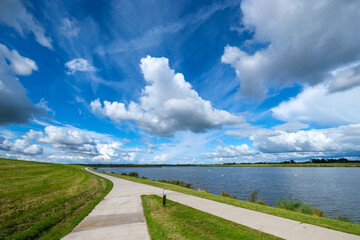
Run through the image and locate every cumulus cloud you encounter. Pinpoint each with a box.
[222,0,360,99]
[0,43,47,125]
[0,136,43,155]
[38,126,98,155]
[65,58,97,74]
[204,144,255,159]
[0,0,53,49]
[272,84,360,126]
[91,56,243,136]
[25,125,138,162]
[251,129,338,153]
[250,124,360,154]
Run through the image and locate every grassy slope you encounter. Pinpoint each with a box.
[102,172,360,236]
[0,159,113,240]
[142,195,281,240]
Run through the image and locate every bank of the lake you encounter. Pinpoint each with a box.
[98,166,360,224]
[99,170,360,236]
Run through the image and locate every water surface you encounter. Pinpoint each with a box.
[99,166,360,223]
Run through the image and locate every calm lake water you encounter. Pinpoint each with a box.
[98,166,360,223]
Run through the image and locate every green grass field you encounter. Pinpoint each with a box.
[142,195,281,240]
[0,159,112,240]
[103,171,360,236]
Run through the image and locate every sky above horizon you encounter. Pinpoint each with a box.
[1,0,360,164]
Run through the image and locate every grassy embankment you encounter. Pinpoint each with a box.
[101,171,360,236]
[142,195,281,240]
[0,159,112,240]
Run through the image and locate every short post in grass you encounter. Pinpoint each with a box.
[163,189,167,206]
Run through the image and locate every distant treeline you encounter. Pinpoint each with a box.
[81,163,201,168]
[223,158,360,165]
[309,158,359,163]
[78,158,360,167]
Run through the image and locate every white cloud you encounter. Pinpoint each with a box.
[59,18,80,38]
[153,154,168,163]
[204,144,256,159]
[0,136,43,155]
[272,122,309,133]
[91,56,243,136]
[65,58,97,74]
[272,84,360,126]
[328,61,360,93]
[11,139,43,155]
[95,142,123,160]
[38,126,98,155]
[0,43,38,75]
[222,0,360,99]
[0,0,53,49]
[0,43,47,125]
[24,125,138,162]
[250,124,360,154]
[251,129,338,153]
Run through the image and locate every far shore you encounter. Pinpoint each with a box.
[82,160,360,168]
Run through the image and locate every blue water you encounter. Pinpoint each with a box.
[98,166,360,223]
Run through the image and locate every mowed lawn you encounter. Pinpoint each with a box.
[142,195,281,240]
[0,159,112,240]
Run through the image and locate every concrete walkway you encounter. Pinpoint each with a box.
[63,169,360,240]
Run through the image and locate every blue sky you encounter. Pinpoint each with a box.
[1,0,360,164]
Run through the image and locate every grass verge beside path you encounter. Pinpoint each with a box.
[0,159,113,240]
[141,195,281,240]
[101,171,360,236]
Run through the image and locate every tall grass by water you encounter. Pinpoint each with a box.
[0,159,112,239]
[277,196,324,217]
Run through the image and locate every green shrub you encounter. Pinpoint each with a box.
[256,200,266,205]
[157,179,192,189]
[277,196,323,217]
[247,189,259,203]
[221,191,236,199]
[141,176,149,180]
[120,172,127,176]
[128,172,139,178]
[171,180,180,185]
[337,215,353,223]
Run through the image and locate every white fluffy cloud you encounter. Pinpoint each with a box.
[38,126,98,156]
[0,0,52,49]
[0,43,47,125]
[204,144,255,159]
[222,0,360,99]
[250,124,360,154]
[0,136,43,155]
[91,56,243,136]
[272,84,360,126]
[251,129,338,153]
[65,58,97,74]
[26,125,138,162]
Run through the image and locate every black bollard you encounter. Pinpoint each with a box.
[163,189,167,206]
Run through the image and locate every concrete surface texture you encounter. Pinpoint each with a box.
[63,169,360,240]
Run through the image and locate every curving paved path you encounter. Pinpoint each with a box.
[63,168,360,240]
